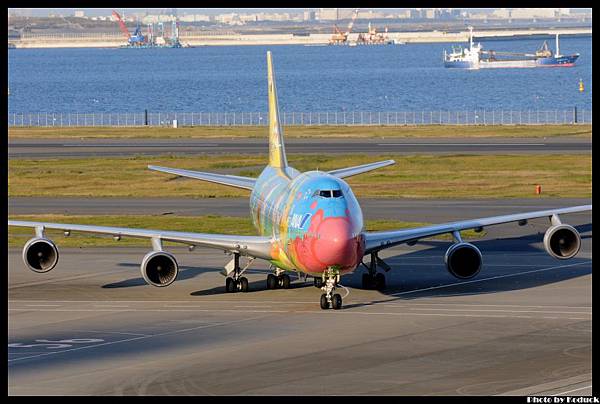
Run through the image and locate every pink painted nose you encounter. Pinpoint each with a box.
[313,218,358,267]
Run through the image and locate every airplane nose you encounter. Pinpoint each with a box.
[314,218,358,267]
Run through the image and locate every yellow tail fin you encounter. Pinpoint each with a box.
[267,51,288,169]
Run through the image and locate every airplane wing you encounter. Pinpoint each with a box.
[8,220,273,260]
[328,159,395,179]
[148,165,256,190]
[363,205,592,254]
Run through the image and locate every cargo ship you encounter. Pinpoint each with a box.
[444,27,579,69]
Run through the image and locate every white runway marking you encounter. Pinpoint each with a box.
[62,144,219,147]
[67,329,150,337]
[92,305,131,308]
[9,268,129,288]
[24,304,61,307]
[386,302,591,309]
[388,261,589,297]
[552,385,592,396]
[8,315,268,363]
[408,307,590,315]
[339,285,350,299]
[377,143,545,146]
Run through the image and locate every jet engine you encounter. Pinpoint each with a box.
[444,242,482,279]
[543,224,581,260]
[22,237,59,273]
[141,251,178,287]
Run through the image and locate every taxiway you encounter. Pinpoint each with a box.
[8,210,592,395]
[8,137,591,158]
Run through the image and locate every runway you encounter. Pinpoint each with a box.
[8,136,591,158]
[8,212,592,395]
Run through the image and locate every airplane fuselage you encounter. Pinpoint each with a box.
[250,165,365,276]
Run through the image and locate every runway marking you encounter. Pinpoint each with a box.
[234,305,272,308]
[291,310,589,320]
[384,262,575,267]
[9,306,588,321]
[339,285,350,299]
[551,385,592,396]
[388,261,589,297]
[8,315,268,363]
[385,302,592,309]
[93,305,131,308]
[62,144,219,147]
[407,307,591,315]
[24,304,61,307]
[67,329,150,337]
[9,268,130,289]
[9,308,288,314]
[375,142,551,147]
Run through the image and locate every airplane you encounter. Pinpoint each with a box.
[9,51,592,310]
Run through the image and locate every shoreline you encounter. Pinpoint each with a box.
[9,27,591,49]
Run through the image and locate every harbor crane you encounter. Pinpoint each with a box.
[112,10,146,46]
[329,8,359,45]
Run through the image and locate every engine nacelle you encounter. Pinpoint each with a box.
[543,224,581,260]
[22,237,59,273]
[141,251,178,287]
[444,242,482,279]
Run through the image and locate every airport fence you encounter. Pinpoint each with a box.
[7,109,592,128]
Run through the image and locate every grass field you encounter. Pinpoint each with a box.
[7,124,592,139]
[8,214,484,248]
[8,154,592,199]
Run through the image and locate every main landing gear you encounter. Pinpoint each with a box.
[225,253,249,293]
[266,270,291,290]
[361,252,388,290]
[320,268,343,310]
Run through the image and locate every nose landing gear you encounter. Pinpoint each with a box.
[320,268,342,310]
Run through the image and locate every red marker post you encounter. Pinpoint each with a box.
[535,185,542,195]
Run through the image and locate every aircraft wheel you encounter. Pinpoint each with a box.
[314,277,323,288]
[240,277,249,292]
[375,273,386,291]
[320,294,330,310]
[226,277,235,293]
[332,293,342,310]
[267,274,278,289]
[362,273,372,289]
[281,274,291,289]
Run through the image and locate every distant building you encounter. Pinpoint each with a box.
[303,10,315,21]
[318,8,339,21]
[357,10,386,19]
[179,14,211,22]
[509,8,560,19]
[74,10,85,18]
[424,9,436,19]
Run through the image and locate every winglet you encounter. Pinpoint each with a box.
[267,51,288,169]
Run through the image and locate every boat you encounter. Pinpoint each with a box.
[444,27,579,69]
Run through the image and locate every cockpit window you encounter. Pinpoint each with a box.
[315,189,343,198]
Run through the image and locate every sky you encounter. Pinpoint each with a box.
[10,8,492,17]
[9,8,591,18]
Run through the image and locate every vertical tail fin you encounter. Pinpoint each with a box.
[266,51,288,169]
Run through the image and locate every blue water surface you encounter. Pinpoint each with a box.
[7,36,592,113]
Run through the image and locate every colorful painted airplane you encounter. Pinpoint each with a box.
[9,52,592,310]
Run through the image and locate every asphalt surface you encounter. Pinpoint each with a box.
[8,208,592,395]
[8,137,591,158]
[9,197,592,237]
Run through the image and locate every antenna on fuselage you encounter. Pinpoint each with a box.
[266,51,289,169]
